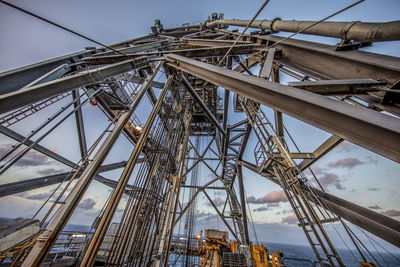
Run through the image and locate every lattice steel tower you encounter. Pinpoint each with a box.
[0,3,399,267]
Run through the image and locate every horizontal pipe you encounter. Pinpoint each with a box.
[165,54,400,163]
[206,19,400,42]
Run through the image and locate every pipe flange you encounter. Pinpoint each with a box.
[259,19,268,30]
[342,21,360,40]
[269,17,281,33]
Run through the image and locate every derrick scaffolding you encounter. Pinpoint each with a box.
[0,4,399,267]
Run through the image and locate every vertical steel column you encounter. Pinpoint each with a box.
[72,89,88,161]
[21,62,162,267]
[80,74,173,267]
[236,165,250,245]
[271,69,284,138]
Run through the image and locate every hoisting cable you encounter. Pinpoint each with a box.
[6,107,125,265]
[0,0,135,59]
[283,124,377,264]
[217,0,270,66]
[237,0,365,66]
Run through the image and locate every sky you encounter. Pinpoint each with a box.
[0,0,399,258]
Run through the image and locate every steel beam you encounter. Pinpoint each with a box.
[0,33,157,95]
[129,76,165,89]
[165,54,400,163]
[0,59,144,114]
[72,89,88,161]
[0,51,90,96]
[181,38,252,47]
[288,79,386,95]
[309,192,400,248]
[237,165,250,245]
[298,135,343,171]
[239,159,400,247]
[218,28,400,84]
[0,125,76,168]
[259,48,275,79]
[271,68,284,139]
[0,161,127,197]
[82,44,260,65]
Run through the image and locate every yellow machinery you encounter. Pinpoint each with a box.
[251,244,281,267]
[199,229,282,267]
[200,230,230,267]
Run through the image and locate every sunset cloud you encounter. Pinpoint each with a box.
[253,206,269,212]
[78,198,96,210]
[368,205,381,210]
[381,209,400,217]
[327,157,365,170]
[282,214,298,225]
[247,191,287,205]
[207,197,225,207]
[318,172,345,190]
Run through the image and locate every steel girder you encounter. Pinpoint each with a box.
[165,54,400,163]
[0,161,128,197]
[217,29,400,116]
[0,59,145,114]
[0,34,158,95]
[238,160,400,247]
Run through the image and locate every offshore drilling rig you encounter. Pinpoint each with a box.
[0,1,400,266]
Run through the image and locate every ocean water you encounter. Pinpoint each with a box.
[1,219,399,266]
[264,242,400,267]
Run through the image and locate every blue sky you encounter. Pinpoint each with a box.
[0,0,399,257]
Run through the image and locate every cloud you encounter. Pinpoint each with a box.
[306,167,324,176]
[368,205,381,210]
[336,141,355,153]
[25,192,53,201]
[282,214,298,225]
[253,206,269,212]
[389,190,398,196]
[366,156,378,164]
[16,151,50,167]
[0,143,60,169]
[365,187,380,192]
[17,190,57,201]
[207,197,225,207]
[318,172,345,190]
[195,211,215,220]
[305,167,345,191]
[381,209,400,217]
[247,191,287,205]
[78,198,96,210]
[327,158,365,170]
[37,167,69,176]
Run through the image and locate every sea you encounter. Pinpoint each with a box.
[1,218,399,266]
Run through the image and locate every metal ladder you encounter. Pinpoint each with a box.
[0,91,72,127]
[240,96,344,267]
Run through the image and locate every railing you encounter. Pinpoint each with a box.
[0,92,72,127]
